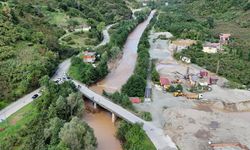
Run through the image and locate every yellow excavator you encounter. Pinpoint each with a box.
[173,90,184,97]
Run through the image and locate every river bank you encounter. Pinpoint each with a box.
[91,10,156,94]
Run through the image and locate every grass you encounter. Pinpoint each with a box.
[47,12,87,29]
[0,102,36,140]
[48,12,69,27]
[62,31,99,48]
[68,63,82,81]
[142,136,157,150]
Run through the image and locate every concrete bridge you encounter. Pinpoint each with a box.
[74,80,177,150]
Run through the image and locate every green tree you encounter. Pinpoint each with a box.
[151,68,159,82]
[44,117,65,146]
[121,75,146,97]
[66,92,84,117]
[59,117,97,150]
[207,17,214,29]
[175,84,183,92]
[97,22,105,32]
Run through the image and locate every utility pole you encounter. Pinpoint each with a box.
[216,60,220,74]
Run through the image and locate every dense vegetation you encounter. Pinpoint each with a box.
[0,0,132,109]
[122,15,155,97]
[0,76,96,149]
[117,121,156,150]
[174,43,250,87]
[156,0,250,87]
[70,9,150,85]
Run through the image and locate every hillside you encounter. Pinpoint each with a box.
[0,0,132,109]
[155,0,250,87]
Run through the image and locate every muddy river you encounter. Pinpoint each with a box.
[84,108,122,150]
[84,10,156,150]
[91,10,156,94]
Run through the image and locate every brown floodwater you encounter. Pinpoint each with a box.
[85,10,156,150]
[84,109,122,150]
[91,10,156,94]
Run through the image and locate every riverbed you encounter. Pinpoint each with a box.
[84,10,156,150]
[91,10,156,94]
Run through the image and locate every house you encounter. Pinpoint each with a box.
[130,97,141,104]
[200,71,208,78]
[160,77,170,86]
[83,51,96,63]
[219,33,231,45]
[202,42,221,53]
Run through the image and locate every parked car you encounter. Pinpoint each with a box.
[32,94,39,99]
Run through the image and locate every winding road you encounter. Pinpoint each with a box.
[0,10,177,150]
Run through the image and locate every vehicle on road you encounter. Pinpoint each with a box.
[32,94,39,99]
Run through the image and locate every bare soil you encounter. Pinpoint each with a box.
[135,31,250,150]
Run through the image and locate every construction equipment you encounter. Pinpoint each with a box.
[184,67,190,80]
[171,79,182,84]
[185,93,203,100]
[173,90,184,97]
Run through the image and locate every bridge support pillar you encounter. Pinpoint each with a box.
[111,113,116,123]
[93,102,97,109]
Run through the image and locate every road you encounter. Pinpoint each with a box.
[145,59,152,101]
[95,24,115,48]
[0,13,177,149]
[74,80,177,150]
[0,23,112,122]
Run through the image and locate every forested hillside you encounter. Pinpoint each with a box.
[0,0,131,108]
[156,0,250,87]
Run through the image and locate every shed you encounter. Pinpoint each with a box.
[130,97,141,103]
[160,77,170,86]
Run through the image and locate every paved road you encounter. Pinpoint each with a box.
[0,23,112,122]
[0,15,177,149]
[74,80,177,150]
[95,24,115,48]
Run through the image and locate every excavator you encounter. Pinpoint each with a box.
[173,90,185,97]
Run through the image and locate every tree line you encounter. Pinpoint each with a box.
[69,10,151,85]
[122,15,156,97]
[0,76,97,149]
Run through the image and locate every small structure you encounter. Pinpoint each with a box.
[83,51,96,63]
[130,97,141,104]
[209,77,219,85]
[219,33,231,45]
[200,71,208,78]
[203,42,221,53]
[160,77,170,86]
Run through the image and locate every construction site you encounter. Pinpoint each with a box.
[135,31,250,150]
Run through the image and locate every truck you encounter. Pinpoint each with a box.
[173,90,185,97]
[185,93,203,100]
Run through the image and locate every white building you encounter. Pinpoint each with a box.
[202,43,221,53]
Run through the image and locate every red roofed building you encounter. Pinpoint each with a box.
[219,33,231,45]
[200,71,208,78]
[83,51,96,63]
[130,97,141,103]
[160,77,170,86]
